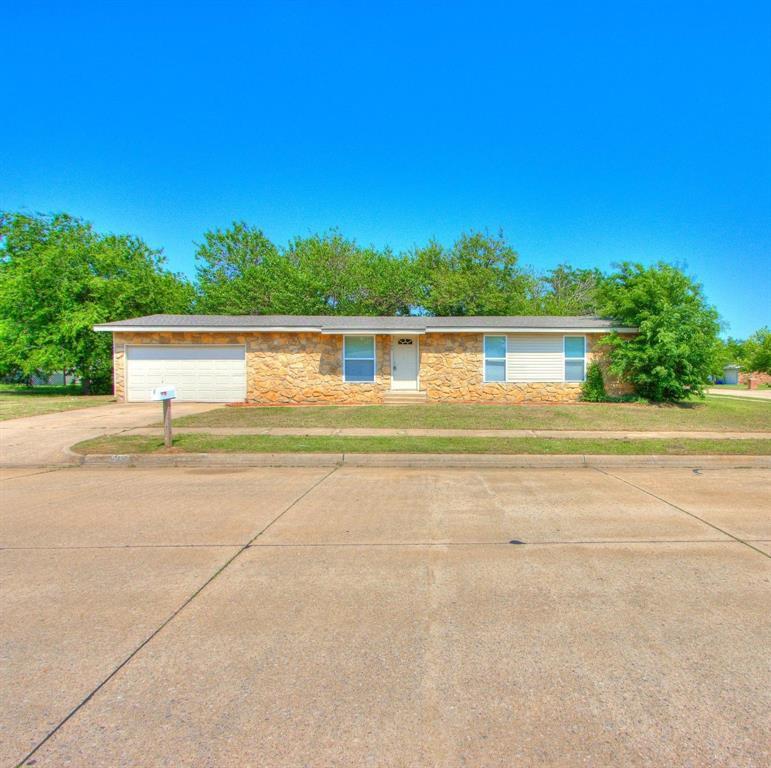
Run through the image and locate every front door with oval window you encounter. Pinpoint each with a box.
[391,336,419,390]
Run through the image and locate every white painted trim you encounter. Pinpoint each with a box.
[322,329,426,336]
[95,325,321,333]
[563,335,587,383]
[390,335,420,390]
[427,326,637,334]
[482,334,507,383]
[123,343,247,403]
[342,335,377,384]
[96,324,636,334]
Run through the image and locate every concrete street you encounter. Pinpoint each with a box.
[1,464,769,767]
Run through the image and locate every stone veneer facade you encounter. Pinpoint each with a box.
[112,331,629,404]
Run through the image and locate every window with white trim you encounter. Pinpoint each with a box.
[564,336,586,382]
[343,336,375,382]
[484,335,507,382]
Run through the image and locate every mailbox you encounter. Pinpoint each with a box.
[151,386,177,401]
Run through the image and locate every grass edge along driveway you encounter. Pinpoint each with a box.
[170,397,771,433]
[72,433,771,456]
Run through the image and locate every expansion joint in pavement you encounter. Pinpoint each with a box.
[13,465,339,768]
[594,468,771,560]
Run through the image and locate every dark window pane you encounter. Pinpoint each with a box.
[345,359,375,382]
[484,336,506,358]
[485,359,506,382]
[565,360,585,382]
[345,336,374,359]
[564,337,585,358]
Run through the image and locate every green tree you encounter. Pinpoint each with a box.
[195,222,284,313]
[596,262,720,402]
[195,225,419,315]
[414,231,539,316]
[538,265,601,315]
[281,232,418,315]
[745,327,771,374]
[0,212,194,392]
[712,335,749,377]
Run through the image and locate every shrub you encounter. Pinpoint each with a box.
[581,362,607,402]
[596,262,720,402]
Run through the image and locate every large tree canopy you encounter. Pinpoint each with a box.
[596,262,721,402]
[413,231,539,316]
[0,212,194,391]
[194,224,607,318]
[537,265,601,315]
[195,225,419,315]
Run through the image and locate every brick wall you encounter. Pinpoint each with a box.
[739,371,771,386]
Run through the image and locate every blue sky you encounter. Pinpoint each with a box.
[3,1,769,337]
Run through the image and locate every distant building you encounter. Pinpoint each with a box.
[723,365,741,385]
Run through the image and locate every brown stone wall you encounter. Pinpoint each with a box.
[419,333,577,403]
[246,332,391,404]
[112,331,392,404]
[111,330,631,404]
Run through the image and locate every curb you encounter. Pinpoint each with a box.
[67,452,771,470]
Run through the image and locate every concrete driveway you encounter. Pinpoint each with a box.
[1,464,769,767]
[0,402,220,466]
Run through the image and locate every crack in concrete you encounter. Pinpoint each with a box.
[13,465,339,768]
[594,467,770,560]
[2,539,762,552]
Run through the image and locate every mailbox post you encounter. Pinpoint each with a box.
[151,386,177,448]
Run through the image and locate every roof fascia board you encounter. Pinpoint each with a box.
[94,324,637,334]
[320,329,426,335]
[93,325,324,333]
[425,326,637,334]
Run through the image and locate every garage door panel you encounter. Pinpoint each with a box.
[126,346,246,402]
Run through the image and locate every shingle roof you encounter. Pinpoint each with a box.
[94,314,634,332]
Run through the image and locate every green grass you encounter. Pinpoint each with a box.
[0,384,114,420]
[72,433,771,456]
[711,383,771,390]
[171,396,771,433]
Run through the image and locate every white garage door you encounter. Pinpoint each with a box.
[126,345,246,402]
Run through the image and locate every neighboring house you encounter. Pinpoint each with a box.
[93,314,636,404]
[31,372,79,386]
[739,370,771,387]
[723,364,741,385]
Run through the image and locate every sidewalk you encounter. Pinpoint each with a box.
[707,388,771,400]
[75,452,771,469]
[124,426,771,440]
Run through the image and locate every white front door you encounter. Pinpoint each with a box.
[391,336,419,390]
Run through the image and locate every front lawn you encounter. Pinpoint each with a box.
[72,433,771,456]
[172,396,771,433]
[0,384,114,420]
